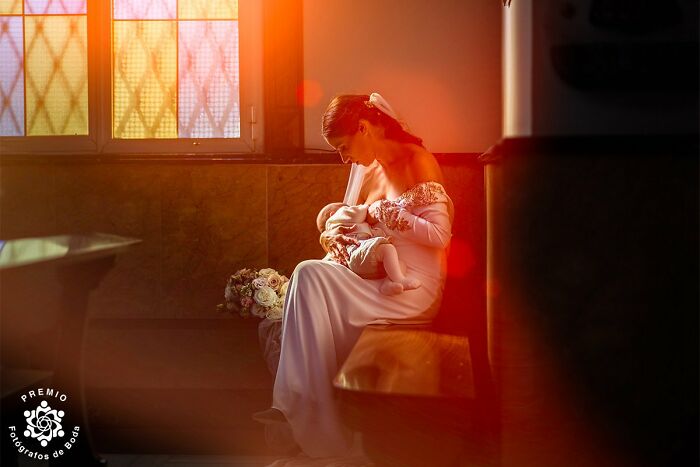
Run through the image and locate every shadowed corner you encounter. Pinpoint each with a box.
[82,317,276,457]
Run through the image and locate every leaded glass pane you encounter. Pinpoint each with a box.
[178,0,238,20]
[25,15,88,135]
[0,0,22,15]
[178,21,239,138]
[113,0,176,20]
[0,16,24,135]
[24,0,86,15]
[113,20,177,138]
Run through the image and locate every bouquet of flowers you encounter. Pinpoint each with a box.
[218,268,290,321]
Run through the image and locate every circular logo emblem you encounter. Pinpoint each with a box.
[23,400,66,447]
[5,387,80,461]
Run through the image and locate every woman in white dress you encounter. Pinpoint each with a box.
[258,93,454,462]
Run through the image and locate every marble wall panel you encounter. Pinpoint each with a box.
[54,163,163,319]
[160,164,268,318]
[267,164,349,276]
[1,162,483,321]
[0,164,57,238]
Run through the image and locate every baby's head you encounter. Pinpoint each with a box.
[316,202,347,233]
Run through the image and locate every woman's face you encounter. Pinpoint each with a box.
[325,121,377,166]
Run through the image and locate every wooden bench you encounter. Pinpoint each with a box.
[334,323,497,467]
[333,229,497,466]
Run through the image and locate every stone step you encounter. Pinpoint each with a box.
[87,387,271,455]
[85,319,273,390]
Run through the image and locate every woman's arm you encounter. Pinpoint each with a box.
[369,200,452,249]
[320,227,359,266]
[370,150,450,247]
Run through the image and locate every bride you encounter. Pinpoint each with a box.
[257,93,454,464]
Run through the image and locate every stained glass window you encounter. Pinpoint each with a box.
[0,0,22,15]
[0,16,23,136]
[0,0,88,136]
[112,0,240,139]
[113,0,175,20]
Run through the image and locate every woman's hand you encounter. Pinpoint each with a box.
[320,227,359,265]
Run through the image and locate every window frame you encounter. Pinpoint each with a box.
[0,0,264,156]
[0,0,99,154]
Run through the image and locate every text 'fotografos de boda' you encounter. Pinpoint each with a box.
[6,387,80,461]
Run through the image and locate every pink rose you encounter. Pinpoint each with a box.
[267,272,282,290]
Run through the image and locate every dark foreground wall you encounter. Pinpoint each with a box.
[485,137,698,467]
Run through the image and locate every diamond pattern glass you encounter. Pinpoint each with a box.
[113,0,175,20]
[0,16,24,135]
[24,0,86,15]
[0,0,22,15]
[113,21,177,138]
[178,21,239,138]
[25,15,87,135]
[112,1,240,140]
[0,1,88,137]
[178,0,238,20]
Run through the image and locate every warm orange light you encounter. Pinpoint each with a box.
[298,79,324,108]
[485,278,500,297]
[446,238,475,278]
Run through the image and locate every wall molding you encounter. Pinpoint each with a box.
[0,152,484,166]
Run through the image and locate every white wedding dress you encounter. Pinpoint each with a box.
[270,181,454,463]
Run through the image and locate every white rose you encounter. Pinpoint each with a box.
[252,277,268,289]
[279,281,289,296]
[266,301,284,320]
[265,297,285,321]
[258,268,276,278]
[266,307,283,321]
[253,286,277,308]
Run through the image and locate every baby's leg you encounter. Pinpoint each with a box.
[379,279,403,295]
[376,244,421,290]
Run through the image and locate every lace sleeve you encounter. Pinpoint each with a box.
[371,182,453,249]
[376,202,452,248]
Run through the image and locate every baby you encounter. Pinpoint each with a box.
[316,202,421,295]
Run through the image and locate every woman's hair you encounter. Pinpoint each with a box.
[322,94,424,147]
